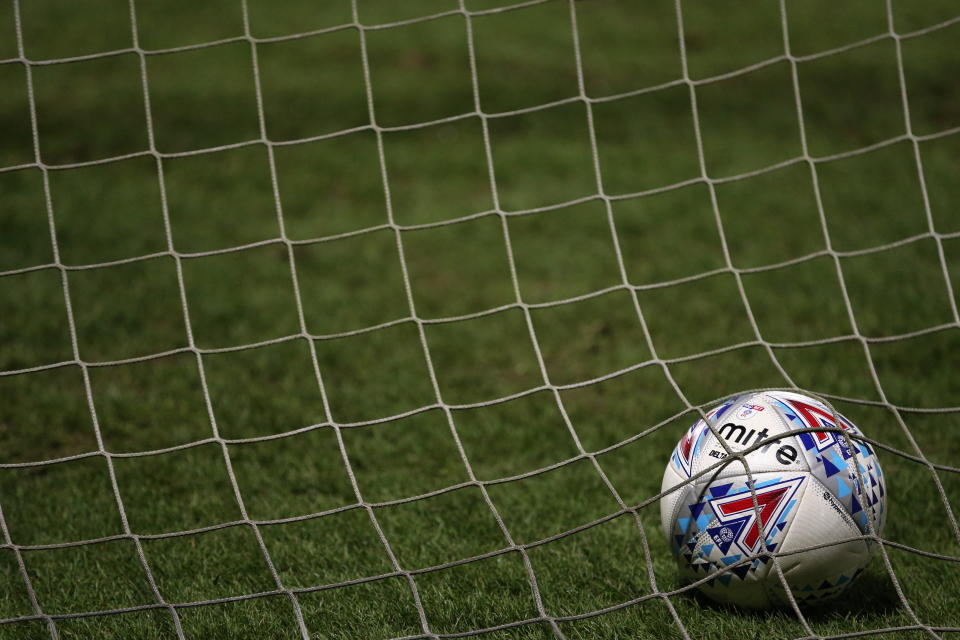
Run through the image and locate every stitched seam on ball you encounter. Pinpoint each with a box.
[764,474,870,605]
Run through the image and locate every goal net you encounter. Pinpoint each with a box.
[0,0,958,638]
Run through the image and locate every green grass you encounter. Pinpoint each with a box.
[1,0,960,638]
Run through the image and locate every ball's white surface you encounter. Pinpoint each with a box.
[660,391,886,608]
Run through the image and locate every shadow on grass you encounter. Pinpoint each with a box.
[680,569,901,619]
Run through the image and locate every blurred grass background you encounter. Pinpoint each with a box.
[1,0,959,638]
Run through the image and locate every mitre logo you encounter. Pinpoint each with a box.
[706,477,804,556]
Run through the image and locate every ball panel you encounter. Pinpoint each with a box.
[669,471,810,609]
[765,392,887,537]
[770,475,873,605]
[660,461,692,542]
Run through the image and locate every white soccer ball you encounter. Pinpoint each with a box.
[660,391,887,608]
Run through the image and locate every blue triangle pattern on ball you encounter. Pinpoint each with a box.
[710,483,733,498]
[829,450,847,472]
[708,517,748,555]
[696,514,712,531]
[754,477,782,489]
[836,478,852,498]
[851,494,862,513]
[720,554,742,566]
[821,455,842,478]
[732,565,751,580]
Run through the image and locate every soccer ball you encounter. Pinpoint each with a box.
[660,391,886,608]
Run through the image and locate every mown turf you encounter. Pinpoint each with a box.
[1,1,959,639]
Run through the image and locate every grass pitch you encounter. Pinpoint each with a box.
[1,1,959,639]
